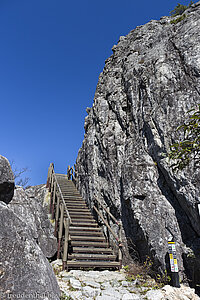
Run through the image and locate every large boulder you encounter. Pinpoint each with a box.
[76,1,200,289]
[0,201,60,300]
[0,155,14,204]
[9,185,57,258]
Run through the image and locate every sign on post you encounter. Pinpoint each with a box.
[168,240,180,288]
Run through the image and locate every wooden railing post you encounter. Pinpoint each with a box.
[62,217,70,271]
[49,173,54,214]
[92,195,123,269]
[67,165,70,180]
[57,204,64,259]
[107,207,110,245]
[74,169,77,187]
[51,181,56,219]
[54,194,60,237]
[46,166,51,188]
[46,163,54,189]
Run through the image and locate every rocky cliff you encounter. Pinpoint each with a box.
[76,1,200,288]
[0,156,60,299]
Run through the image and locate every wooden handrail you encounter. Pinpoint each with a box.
[93,206,120,243]
[47,163,71,224]
[94,196,119,225]
[53,172,72,224]
[47,163,123,268]
[47,163,72,268]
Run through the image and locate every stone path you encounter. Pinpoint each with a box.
[51,260,199,300]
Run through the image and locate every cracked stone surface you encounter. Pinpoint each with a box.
[0,157,59,299]
[9,185,57,258]
[76,1,200,288]
[52,260,199,300]
[0,202,60,300]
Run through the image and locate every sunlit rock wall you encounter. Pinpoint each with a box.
[76,2,200,284]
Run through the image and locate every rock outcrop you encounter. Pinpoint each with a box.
[0,155,14,204]
[9,185,57,258]
[0,202,60,300]
[0,158,60,299]
[76,1,200,289]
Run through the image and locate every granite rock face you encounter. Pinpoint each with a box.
[9,185,57,258]
[0,157,59,299]
[0,155,14,204]
[0,202,60,300]
[76,1,200,287]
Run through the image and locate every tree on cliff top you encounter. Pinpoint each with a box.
[10,160,30,188]
[170,1,194,16]
[168,105,200,170]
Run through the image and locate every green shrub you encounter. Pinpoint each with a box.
[170,3,188,16]
[170,13,187,24]
[170,1,195,17]
[168,105,200,170]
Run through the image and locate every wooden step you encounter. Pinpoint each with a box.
[62,192,83,199]
[66,261,120,269]
[66,215,95,222]
[70,236,105,241]
[66,205,87,209]
[71,241,108,247]
[62,190,80,192]
[72,222,98,227]
[62,191,78,193]
[69,230,103,236]
[64,200,83,203]
[61,189,77,191]
[66,201,86,205]
[60,185,76,188]
[73,247,113,254]
[68,208,90,213]
[65,201,86,205]
[69,210,91,215]
[64,200,84,203]
[71,218,96,223]
[69,226,101,232]
[69,214,93,219]
[65,202,86,206]
[63,196,83,199]
[68,253,116,260]
[54,174,121,271]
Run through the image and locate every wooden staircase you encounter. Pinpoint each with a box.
[47,166,122,270]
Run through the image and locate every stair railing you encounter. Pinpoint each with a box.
[93,196,123,269]
[46,163,71,270]
[64,164,123,269]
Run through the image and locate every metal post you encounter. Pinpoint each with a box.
[168,240,180,288]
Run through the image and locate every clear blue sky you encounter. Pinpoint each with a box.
[0,0,193,186]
